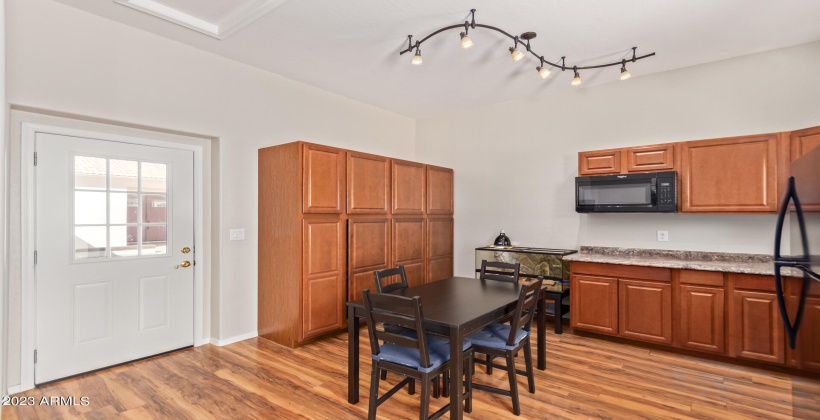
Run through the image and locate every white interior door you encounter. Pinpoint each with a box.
[34,132,194,384]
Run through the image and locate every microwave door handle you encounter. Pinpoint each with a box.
[650,180,657,207]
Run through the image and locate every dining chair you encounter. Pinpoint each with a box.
[479,260,521,283]
[467,278,543,416]
[362,289,473,420]
[374,266,409,293]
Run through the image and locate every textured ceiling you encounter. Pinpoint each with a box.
[53,0,820,118]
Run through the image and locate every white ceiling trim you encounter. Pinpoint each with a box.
[113,0,288,39]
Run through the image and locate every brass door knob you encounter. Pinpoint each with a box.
[182,247,191,254]
[175,261,191,269]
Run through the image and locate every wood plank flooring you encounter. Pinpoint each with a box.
[4,326,819,419]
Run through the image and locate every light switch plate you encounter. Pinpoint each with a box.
[230,228,245,241]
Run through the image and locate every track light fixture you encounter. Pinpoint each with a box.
[536,56,552,79]
[620,60,632,80]
[460,22,473,49]
[509,36,525,62]
[399,9,656,84]
[412,48,422,65]
[571,67,582,86]
[460,32,473,49]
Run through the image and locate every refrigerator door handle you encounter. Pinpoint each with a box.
[773,176,812,349]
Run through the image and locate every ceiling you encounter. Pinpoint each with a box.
[52,0,820,118]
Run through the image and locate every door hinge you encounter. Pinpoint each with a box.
[34,350,37,364]
[34,152,37,166]
[34,251,38,265]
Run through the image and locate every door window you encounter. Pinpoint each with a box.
[73,155,168,260]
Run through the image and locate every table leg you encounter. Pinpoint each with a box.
[449,328,464,420]
[348,306,359,404]
[537,292,546,371]
[554,294,564,335]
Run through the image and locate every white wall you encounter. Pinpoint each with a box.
[4,0,415,388]
[416,42,820,277]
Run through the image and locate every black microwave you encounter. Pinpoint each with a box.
[576,171,677,213]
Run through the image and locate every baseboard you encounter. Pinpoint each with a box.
[209,331,257,346]
[7,385,21,395]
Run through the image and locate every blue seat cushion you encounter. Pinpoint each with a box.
[467,324,529,351]
[373,344,446,373]
[398,331,472,359]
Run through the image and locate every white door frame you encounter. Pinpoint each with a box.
[20,122,207,391]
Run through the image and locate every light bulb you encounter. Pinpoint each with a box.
[537,66,552,79]
[460,33,473,49]
[571,71,582,86]
[510,47,525,62]
[620,67,632,80]
[411,50,423,65]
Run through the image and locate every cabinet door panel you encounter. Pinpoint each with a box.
[302,219,344,339]
[392,218,425,287]
[302,144,344,213]
[427,218,453,260]
[619,280,673,344]
[426,166,454,215]
[348,218,389,301]
[792,297,820,372]
[790,125,820,161]
[570,275,618,335]
[578,150,622,175]
[730,290,785,364]
[347,152,389,214]
[679,285,725,353]
[304,275,344,339]
[392,159,425,215]
[626,144,674,173]
[680,135,778,212]
[427,257,453,283]
[789,126,820,212]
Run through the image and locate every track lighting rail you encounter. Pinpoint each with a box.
[399,8,656,82]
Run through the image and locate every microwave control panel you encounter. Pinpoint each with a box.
[657,174,677,212]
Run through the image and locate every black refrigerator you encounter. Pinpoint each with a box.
[773,145,820,417]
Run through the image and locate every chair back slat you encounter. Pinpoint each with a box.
[505,278,543,346]
[362,289,431,369]
[480,260,520,284]
[374,266,409,293]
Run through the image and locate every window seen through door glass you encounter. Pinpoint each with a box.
[73,155,169,260]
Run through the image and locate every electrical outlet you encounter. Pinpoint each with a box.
[657,230,669,242]
[230,229,245,241]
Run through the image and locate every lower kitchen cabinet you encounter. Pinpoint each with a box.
[570,262,813,371]
[679,285,725,353]
[570,274,619,335]
[619,279,673,344]
[729,289,785,364]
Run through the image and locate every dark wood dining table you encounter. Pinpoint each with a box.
[346,276,549,420]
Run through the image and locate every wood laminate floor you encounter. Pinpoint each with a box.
[4,326,819,419]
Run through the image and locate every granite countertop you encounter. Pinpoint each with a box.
[564,246,797,276]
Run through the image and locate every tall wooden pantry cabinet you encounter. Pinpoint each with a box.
[258,141,454,347]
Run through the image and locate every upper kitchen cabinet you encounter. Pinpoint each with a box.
[790,125,820,161]
[302,143,345,214]
[578,149,622,175]
[426,165,454,215]
[578,144,675,175]
[625,144,674,173]
[346,151,390,214]
[392,159,425,215]
[680,134,779,212]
